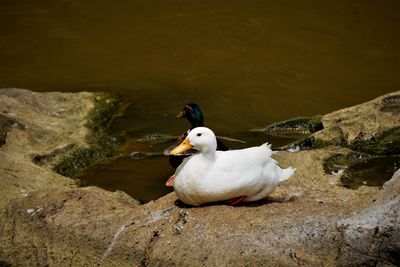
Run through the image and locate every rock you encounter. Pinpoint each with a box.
[0,114,25,147]
[0,88,139,265]
[0,88,399,266]
[284,91,400,154]
[255,116,323,138]
[337,170,400,266]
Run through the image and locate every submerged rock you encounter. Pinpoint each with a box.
[254,116,323,139]
[0,88,399,266]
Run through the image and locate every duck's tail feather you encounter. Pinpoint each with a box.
[278,167,296,182]
[262,143,274,157]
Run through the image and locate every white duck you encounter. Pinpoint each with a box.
[168,127,295,206]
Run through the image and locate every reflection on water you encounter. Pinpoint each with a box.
[80,156,173,203]
[1,0,399,129]
[1,0,399,201]
[340,156,400,189]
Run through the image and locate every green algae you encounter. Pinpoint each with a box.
[347,127,400,156]
[380,95,400,112]
[53,146,115,177]
[263,116,323,138]
[280,118,400,154]
[0,114,25,147]
[324,153,399,189]
[0,260,11,267]
[340,156,399,189]
[321,126,400,189]
[32,144,77,165]
[260,116,326,151]
[280,135,329,151]
[324,153,374,175]
[52,94,122,178]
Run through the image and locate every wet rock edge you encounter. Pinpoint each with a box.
[0,89,399,266]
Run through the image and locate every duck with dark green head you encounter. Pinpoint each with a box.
[167,103,228,170]
[176,103,205,129]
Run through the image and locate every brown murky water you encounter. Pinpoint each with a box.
[1,1,399,201]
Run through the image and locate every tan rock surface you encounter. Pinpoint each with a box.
[316,91,400,147]
[0,89,399,266]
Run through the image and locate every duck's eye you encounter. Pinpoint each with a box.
[196,133,202,137]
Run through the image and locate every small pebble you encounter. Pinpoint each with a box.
[26,208,35,215]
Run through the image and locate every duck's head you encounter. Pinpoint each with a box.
[176,103,204,129]
[170,127,217,155]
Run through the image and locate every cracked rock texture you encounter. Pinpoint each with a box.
[0,88,399,266]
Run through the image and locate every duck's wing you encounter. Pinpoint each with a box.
[216,136,246,144]
[220,143,273,165]
[200,161,267,200]
[207,148,273,191]
[216,137,229,151]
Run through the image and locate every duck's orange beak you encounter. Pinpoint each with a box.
[170,138,193,155]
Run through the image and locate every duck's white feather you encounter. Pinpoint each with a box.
[172,128,295,206]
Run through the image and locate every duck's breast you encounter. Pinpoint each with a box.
[173,155,214,205]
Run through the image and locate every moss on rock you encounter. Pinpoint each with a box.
[323,152,373,174]
[52,94,122,177]
[263,116,323,138]
[323,152,399,189]
[347,127,400,155]
[275,92,400,155]
[0,115,24,147]
[380,94,400,112]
